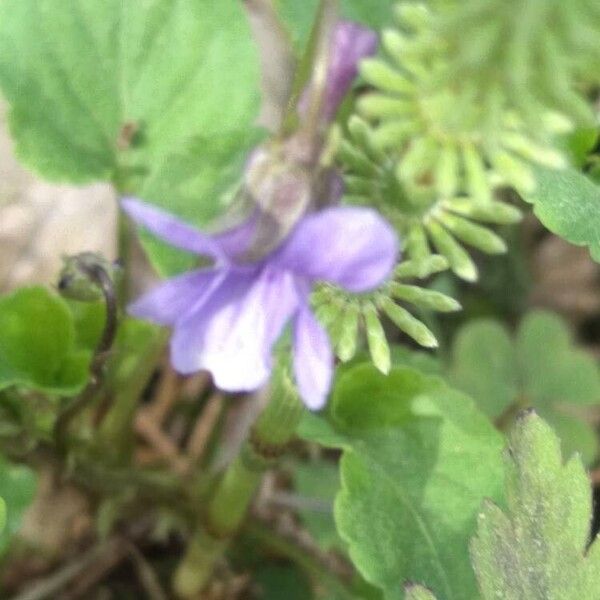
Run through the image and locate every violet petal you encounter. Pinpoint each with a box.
[212,211,259,260]
[121,197,225,259]
[170,267,300,391]
[293,304,333,410]
[128,268,226,327]
[273,206,399,292]
[324,21,378,120]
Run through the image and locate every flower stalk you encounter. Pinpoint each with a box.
[173,369,303,598]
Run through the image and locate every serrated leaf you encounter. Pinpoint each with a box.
[0,287,91,395]
[525,166,600,263]
[0,461,37,555]
[471,412,600,600]
[300,364,504,600]
[450,311,600,464]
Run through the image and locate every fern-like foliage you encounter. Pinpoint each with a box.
[356,4,571,207]
[429,0,600,122]
[317,0,597,370]
[312,255,458,372]
[339,116,522,280]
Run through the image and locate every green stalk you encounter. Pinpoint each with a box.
[173,371,303,598]
[97,326,168,463]
[117,210,132,305]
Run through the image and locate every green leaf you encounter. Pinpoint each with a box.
[0,287,91,394]
[450,321,518,420]
[525,166,600,263]
[301,364,504,600]
[389,346,442,377]
[561,129,598,168]
[0,0,263,275]
[471,411,600,600]
[450,311,600,464]
[67,300,105,353]
[0,461,37,555]
[0,0,260,185]
[294,461,344,553]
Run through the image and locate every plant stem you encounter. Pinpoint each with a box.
[54,258,119,454]
[173,374,303,598]
[117,203,132,305]
[97,327,168,463]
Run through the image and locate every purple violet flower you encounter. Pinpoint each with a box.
[123,198,398,410]
[323,20,378,120]
[300,20,379,122]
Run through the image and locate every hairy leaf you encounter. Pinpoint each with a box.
[471,411,600,600]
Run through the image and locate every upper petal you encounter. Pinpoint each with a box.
[170,267,300,392]
[212,211,259,259]
[273,206,399,292]
[324,21,379,120]
[121,197,225,259]
[299,21,378,123]
[293,304,333,410]
[127,268,225,327]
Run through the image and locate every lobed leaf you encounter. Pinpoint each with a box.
[471,412,600,600]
